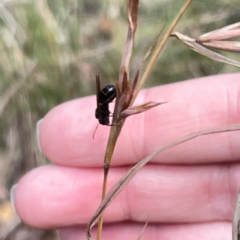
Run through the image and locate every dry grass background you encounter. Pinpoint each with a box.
[0,0,239,239]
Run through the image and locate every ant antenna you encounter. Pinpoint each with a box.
[92,123,99,139]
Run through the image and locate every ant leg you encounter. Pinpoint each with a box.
[92,124,99,139]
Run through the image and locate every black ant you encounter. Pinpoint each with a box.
[95,75,116,126]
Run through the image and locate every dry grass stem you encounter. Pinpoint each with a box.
[92,1,193,239]
[133,0,192,103]
[96,1,139,239]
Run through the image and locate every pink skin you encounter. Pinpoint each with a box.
[15,73,240,240]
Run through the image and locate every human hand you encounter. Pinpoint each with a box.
[14,73,240,240]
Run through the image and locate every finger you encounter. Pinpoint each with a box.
[15,164,240,228]
[39,73,240,167]
[59,222,231,240]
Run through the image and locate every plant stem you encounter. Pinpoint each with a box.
[133,0,192,103]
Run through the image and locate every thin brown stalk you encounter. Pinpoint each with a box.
[93,1,192,239]
[132,0,192,103]
[96,1,139,239]
[96,117,124,240]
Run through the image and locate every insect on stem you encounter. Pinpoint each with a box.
[95,75,117,127]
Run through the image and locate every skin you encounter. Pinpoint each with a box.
[15,73,240,240]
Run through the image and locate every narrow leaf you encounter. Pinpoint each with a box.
[86,123,240,239]
[199,22,240,42]
[130,46,152,106]
[119,0,139,87]
[120,101,166,118]
[200,40,240,52]
[172,32,240,67]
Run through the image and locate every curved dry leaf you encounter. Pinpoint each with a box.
[119,0,139,86]
[120,101,166,118]
[172,32,240,68]
[86,123,240,239]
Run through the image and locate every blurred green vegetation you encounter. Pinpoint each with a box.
[0,0,239,187]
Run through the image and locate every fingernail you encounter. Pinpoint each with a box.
[36,119,43,152]
[10,184,18,211]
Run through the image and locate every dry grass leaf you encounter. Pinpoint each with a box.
[171,32,240,67]
[198,22,240,53]
[199,40,240,52]
[87,124,240,239]
[120,101,166,118]
[199,22,240,42]
[119,0,139,87]
[172,22,240,68]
